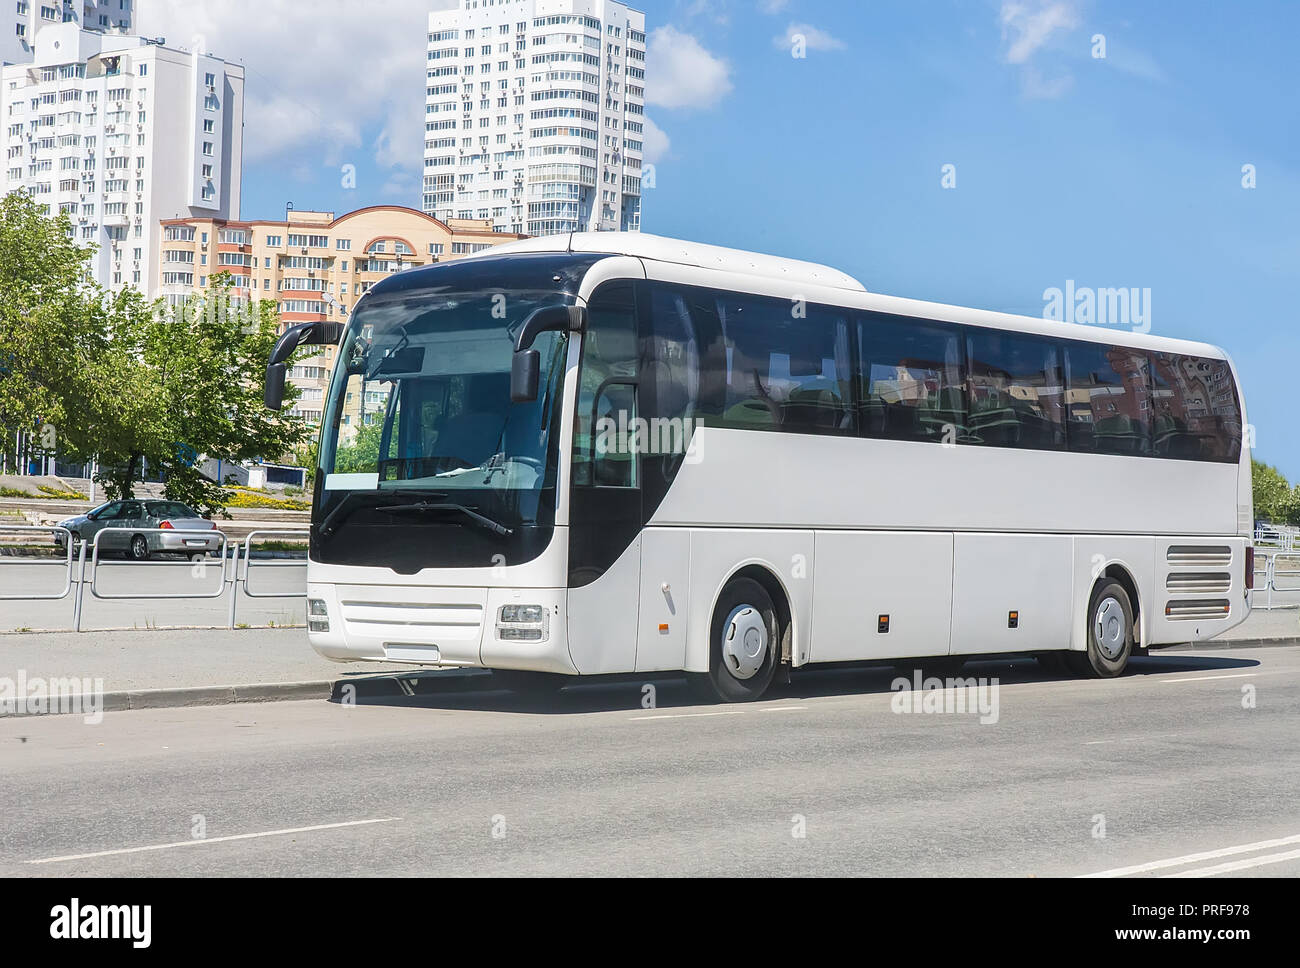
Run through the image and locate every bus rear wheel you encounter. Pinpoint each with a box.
[1068,579,1134,678]
[688,577,780,703]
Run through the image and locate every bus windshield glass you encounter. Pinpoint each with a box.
[312,255,596,569]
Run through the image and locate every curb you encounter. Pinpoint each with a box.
[0,669,494,718]
[0,680,336,718]
[1167,636,1300,651]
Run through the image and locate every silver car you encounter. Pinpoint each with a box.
[55,499,222,561]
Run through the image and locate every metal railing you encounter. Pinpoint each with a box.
[0,525,309,631]
[0,526,74,600]
[1249,550,1300,611]
[88,527,231,600]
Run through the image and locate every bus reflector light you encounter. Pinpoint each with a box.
[1008,611,1019,629]
[878,615,889,633]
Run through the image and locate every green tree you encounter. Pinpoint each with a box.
[79,274,309,515]
[0,193,106,470]
[1252,459,1289,523]
[1252,459,1300,527]
[333,421,384,475]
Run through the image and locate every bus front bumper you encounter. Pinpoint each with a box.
[305,582,575,674]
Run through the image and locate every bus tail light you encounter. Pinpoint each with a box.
[498,604,548,642]
[1245,547,1254,591]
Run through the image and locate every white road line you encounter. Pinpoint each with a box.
[1159,673,1257,684]
[1079,833,1300,878]
[758,706,807,713]
[629,709,749,721]
[26,818,403,865]
[1163,847,1300,878]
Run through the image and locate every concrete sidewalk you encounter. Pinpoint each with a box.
[0,608,1295,717]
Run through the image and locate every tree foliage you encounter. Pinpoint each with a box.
[0,194,309,516]
[1252,459,1300,526]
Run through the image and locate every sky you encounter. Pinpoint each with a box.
[138,0,1300,479]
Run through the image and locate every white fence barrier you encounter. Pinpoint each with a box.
[0,525,308,631]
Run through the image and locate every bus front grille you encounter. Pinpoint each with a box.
[339,600,484,643]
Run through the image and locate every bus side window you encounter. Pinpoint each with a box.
[858,314,965,443]
[1065,343,1151,456]
[574,283,639,487]
[965,330,1066,450]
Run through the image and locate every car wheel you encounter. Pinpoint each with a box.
[129,534,150,561]
[687,576,780,703]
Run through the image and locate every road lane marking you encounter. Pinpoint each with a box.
[1079,832,1300,878]
[1159,673,1257,684]
[26,818,402,865]
[1163,847,1300,877]
[629,710,749,721]
[759,706,807,712]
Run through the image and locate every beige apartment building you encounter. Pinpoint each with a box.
[156,205,524,425]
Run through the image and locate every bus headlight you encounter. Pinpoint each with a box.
[308,598,330,633]
[497,604,548,642]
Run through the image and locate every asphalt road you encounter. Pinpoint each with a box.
[0,556,305,631]
[1,645,1297,877]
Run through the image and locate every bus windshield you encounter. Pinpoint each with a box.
[312,279,576,570]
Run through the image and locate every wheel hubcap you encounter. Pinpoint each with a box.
[1094,597,1126,659]
[132,537,146,557]
[721,604,768,680]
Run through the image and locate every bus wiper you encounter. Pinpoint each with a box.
[376,501,513,536]
[318,489,449,537]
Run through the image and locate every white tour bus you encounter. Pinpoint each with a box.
[263,233,1253,702]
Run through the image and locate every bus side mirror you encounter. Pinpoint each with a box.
[511,349,540,403]
[510,304,585,404]
[265,362,288,411]
[264,320,343,411]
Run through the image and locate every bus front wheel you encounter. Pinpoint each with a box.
[689,577,780,703]
[1069,579,1134,678]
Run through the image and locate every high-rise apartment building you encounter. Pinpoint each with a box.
[156,205,525,426]
[3,0,134,66]
[0,20,243,292]
[424,0,646,236]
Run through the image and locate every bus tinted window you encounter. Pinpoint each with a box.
[965,330,1066,450]
[858,314,965,444]
[1150,352,1242,462]
[574,282,639,487]
[1065,343,1152,456]
[712,293,853,435]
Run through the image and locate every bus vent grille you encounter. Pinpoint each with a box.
[1166,545,1232,568]
[1165,572,1232,595]
[1164,599,1231,621]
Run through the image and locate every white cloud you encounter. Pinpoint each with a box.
[646,26,733,111]
[643,117,672,164]
[138,0,439,190]
[998,1,1079,99]
[758,0,790,13]
[999,0,1080,64]
[774,23,847,52]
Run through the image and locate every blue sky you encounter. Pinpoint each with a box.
[146,1,1299,478]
